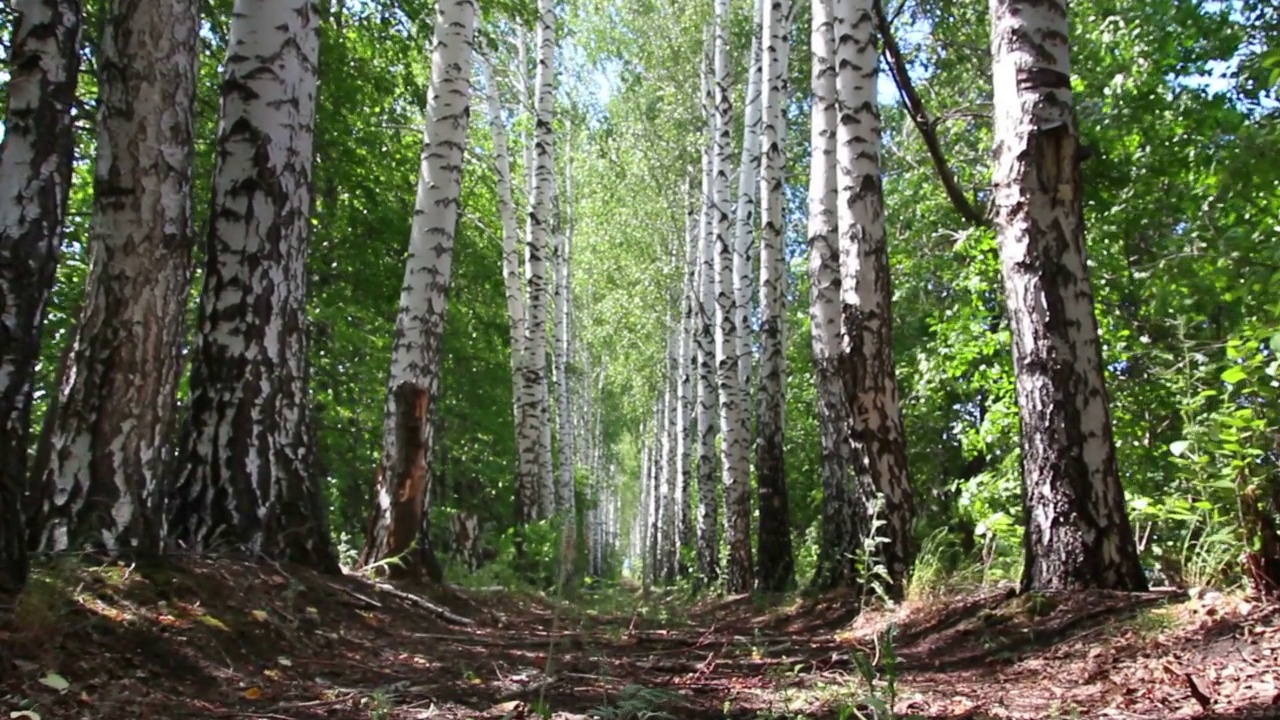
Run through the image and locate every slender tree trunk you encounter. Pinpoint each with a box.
[482,59,540,527]
[37,0,198,555]
[732,0,764,392]
[0,0,82,601]
[520,0,558,520]
[553,225,575,518]
[357,0,476,576]
[168,0,335,571]
[807,0,860,591]
[713,0,754,594]
[989,0,1146,592]
[661,362,679,583]
[834,0,915,598]
[756,0,794,593]
[677,197,697,573]
[695,37,722,589]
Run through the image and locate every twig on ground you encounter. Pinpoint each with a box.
[370,582,475,626]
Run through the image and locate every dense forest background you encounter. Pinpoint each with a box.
[2,0,1278,596]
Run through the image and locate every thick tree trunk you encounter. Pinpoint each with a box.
[807,0,861,591]
[834,0,915,599]
[756,0,794,593]
[0,0,82,600]
[713,0,754,594]
[357,0,475,577]
[481,59,540,527]
[694,41,721,589]
[37,0,198,555]
[168,0,335,571]
[989,0,1146,592]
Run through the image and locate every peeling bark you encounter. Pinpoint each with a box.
[989,0,1146,592]
[357,0,476,577]
[38,0,198,556]
[0,0,82,599]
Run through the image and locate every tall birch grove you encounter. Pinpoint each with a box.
[755,0,794,593]
[833,0,915,598]
[168,0,336,571]
[988,0,1147,591]
[0,0,81,600]
[359,0,477,576]
[36,0,199,555]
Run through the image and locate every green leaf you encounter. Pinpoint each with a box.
[1221,366,1248,384]
[37,672,69,692]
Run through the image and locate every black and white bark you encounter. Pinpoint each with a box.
[989,0,1146,592]
[807,0,862,591]
[755,0,794,593]
[0,0,82,600]
[357,0,476,576]
[834,0,915,598]
[694,37,721,589]
[168,0,336,571]
[38,0,198,556]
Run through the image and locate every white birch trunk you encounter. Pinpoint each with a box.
[732,0,764,390]
[38,0,198,554]
[677,196,697,570]
[713,0,754,593]
[989,0,1146,591]
[807,0,860,590]
[358,0,476,575]
[0,0,82,597]
[694,34,722,588]
[521,0,558,520]
[755,0,794,592]
[833,0,914,597]
[170,0,335,570]
[480,58,541,527]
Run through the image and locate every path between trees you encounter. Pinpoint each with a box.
[2,559,1277,719]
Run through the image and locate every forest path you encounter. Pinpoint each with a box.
[2,559,1278,719]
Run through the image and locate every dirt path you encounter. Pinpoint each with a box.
[2,559,1277,719]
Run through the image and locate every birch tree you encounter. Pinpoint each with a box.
[167,0,335,570]
[834,0,914,597]
[520,0,559,520]
[37,0,199,555]
[0,0,82,599]
[694,38,721,588]
[358,0,476,576]
[807,0,861,590]
[731,0,764,391]
[989,0,1147,591]
[481,58,540,526]
[756,0,794,592]
[677,196,697,571]
[713,0,754,594]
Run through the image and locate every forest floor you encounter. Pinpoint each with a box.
[2,558,1278,719]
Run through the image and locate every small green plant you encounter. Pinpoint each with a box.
[842,623,916,720]
[590,684,685,719]
[363,688,394,720]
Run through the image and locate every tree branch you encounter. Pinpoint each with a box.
[873,0,988,229]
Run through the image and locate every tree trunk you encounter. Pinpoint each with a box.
[677,198,697,574]
[834,0,915,599]
[695,39,721,589]
[988,0,1146,592]
[167,0,335,571]
[713,0,754,594]
[807,0,861,591]
[356,0,475,577]
[37,0,198,556]
[0,0,82,601]
[756,0,794,593]
[481,59,540,527]
[520,0,558,521]
[732,0,764,393]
